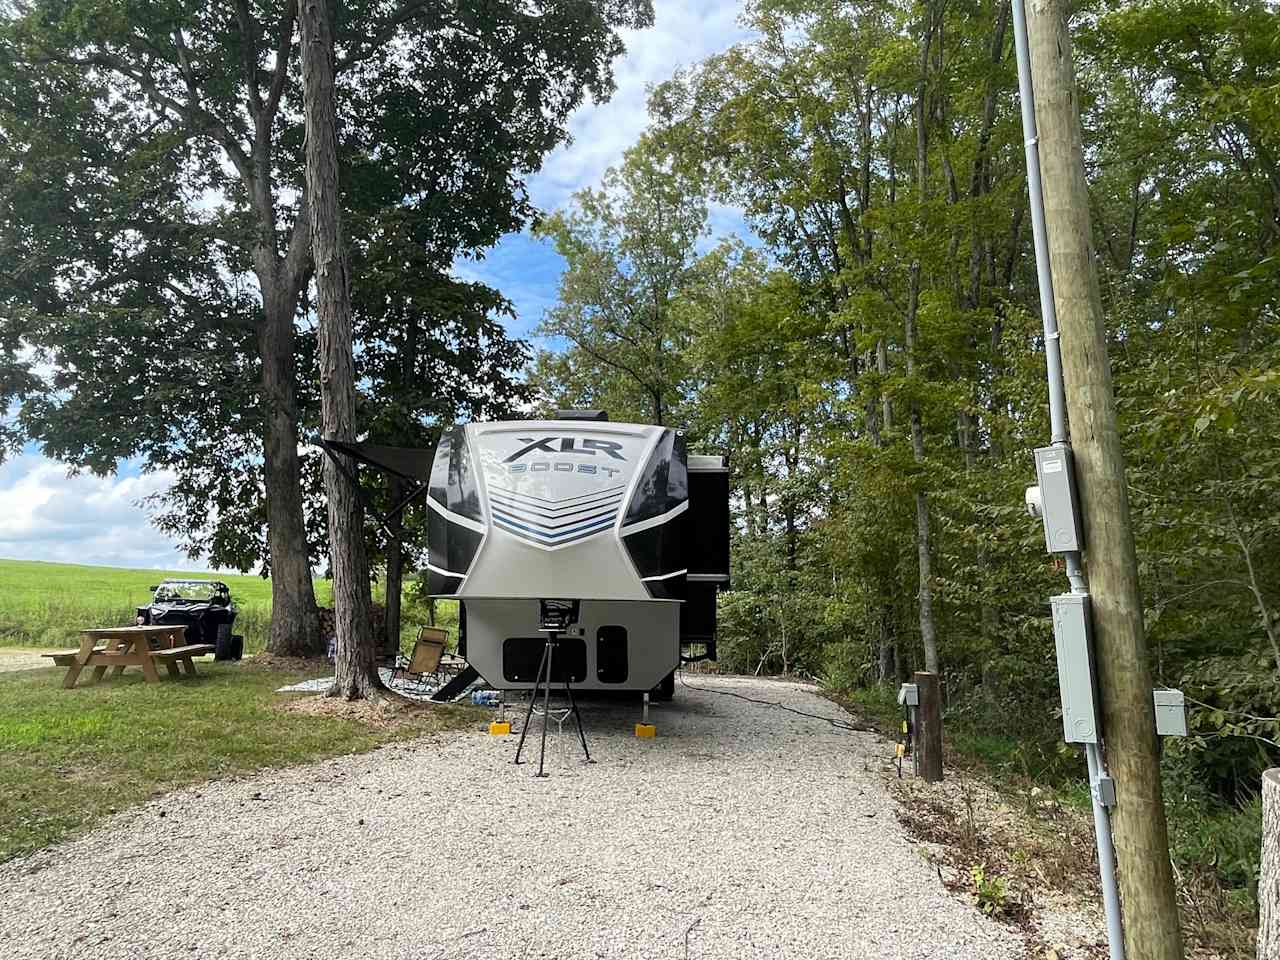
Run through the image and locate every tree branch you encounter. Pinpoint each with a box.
[564,331,655,396]
[283,200,312,288]
[34,48,255,184]
[232,0,266,120]
[335,0,431,72]
[264,0,296,122]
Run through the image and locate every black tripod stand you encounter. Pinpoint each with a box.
[513,630,594,777]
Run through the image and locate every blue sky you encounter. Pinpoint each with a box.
[0,0,751,571]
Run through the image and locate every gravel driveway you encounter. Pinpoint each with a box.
[0,676,1022,959]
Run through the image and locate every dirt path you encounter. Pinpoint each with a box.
[0,647,53,674]
[0,676,1055,959]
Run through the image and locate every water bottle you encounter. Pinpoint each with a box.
[471,690,500,707]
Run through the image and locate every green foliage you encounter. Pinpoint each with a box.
[1164,763,1265,906]
[533,137,706,426]
[532,0,1280,936]
[0,0,649,574]
[970,863,1009,917]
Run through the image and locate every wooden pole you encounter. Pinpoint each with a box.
[914,671,943,782]
[1261,769,1280,959]
[1024,3,1183,957]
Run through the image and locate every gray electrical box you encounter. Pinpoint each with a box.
[1034,446,1083,553]
[897,683,919,706]
[1051,593,1100,744]
[1153,688,1188,737]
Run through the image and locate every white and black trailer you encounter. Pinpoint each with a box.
[325,411,730,701]
[425,410,728,700]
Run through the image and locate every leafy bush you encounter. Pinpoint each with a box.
[1168,652,1280,800]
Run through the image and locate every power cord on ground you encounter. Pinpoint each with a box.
[675,669,877,733]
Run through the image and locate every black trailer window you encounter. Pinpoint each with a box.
[502,637,586,684]
[596,626,628,683]
[623,430,687,525]
[428,427,482,521]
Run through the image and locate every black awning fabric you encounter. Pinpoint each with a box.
[319,439,435,481]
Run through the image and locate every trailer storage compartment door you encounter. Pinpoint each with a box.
[683,456,730,661]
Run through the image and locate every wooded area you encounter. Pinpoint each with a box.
[533,0,1279,938]
[0,0,652,654]
[1,0,1278,949]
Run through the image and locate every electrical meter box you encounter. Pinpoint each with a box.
[897,683,919,706]
[1034,446,1083,553]
[1153,688,1188,737]
[1052,593,1100,743]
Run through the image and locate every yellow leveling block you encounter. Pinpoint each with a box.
[635,723,656,738]
[489,721,511,736]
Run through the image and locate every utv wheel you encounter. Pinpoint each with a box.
[651,671,676,702]
[215,623,234,661]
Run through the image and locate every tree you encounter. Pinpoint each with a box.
[353,245,529,653]
[0,0,654,654]
[534,138,706,424]
[299,0,376,697]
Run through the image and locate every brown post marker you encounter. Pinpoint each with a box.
[1025,2,1183,957]
[914,671,943,782]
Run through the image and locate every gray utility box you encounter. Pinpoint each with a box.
[1052,593,1101,744]
[1034,446,1083,553]
[1153,688,1188,737]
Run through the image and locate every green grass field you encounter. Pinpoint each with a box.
[0,557,453,653]
[0,558,315,651]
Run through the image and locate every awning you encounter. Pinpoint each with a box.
[318,439,434,482]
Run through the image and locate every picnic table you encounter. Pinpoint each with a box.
[43,626,215,689]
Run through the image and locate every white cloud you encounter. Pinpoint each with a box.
[527,0,750,213]
[0,454,203,569]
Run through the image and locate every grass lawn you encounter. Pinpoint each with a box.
[0,558,308,651]
[0,658,480,864]
[0,557,457,654]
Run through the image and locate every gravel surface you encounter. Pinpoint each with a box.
[0,675,1024,959]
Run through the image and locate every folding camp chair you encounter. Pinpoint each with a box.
[389,626,450,692]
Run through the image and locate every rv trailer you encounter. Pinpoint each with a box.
[420,411,730,700]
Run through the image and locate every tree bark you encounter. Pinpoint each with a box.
[1027,3,1183,957]
[909,3,941,676]
[1261,769,1280,960]
[299,0,379,699]
[257,283,321,656]
[878,604,896,683]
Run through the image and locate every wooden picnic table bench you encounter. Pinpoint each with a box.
[43,626,215,689]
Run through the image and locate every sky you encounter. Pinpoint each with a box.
[0,0,751,572]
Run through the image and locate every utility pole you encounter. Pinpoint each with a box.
[1023,2,1184,958]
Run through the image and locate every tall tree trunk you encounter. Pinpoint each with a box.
[877,603,896,683]
[258,283,321,656]
[300,0,378,699]
[909,4,941,676]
